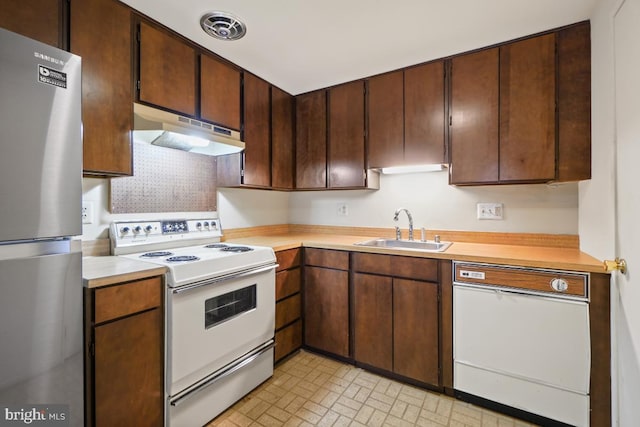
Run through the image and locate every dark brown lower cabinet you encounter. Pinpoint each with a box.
[352,253,441,388]
[303,249,350,358]
[84,276,164,427]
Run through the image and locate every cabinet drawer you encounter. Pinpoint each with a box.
[276,248,301,272]
[94,276,162,324]
[276,294,301,330]
[304,248,349,270]
[454,263,588,298]
[276,268,301,301]
[352,253,438,282]
[275,320,302,362]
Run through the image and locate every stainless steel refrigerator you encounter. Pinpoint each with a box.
[0,28,83,426]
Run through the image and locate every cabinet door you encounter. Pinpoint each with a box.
[296,90,327,189]
[557,22,591,182]
[200,55,241,130]
[71,0,132,176]
[405,61,446,164]
[394,278,439,386]
[328,81,365,188]
[1,0,63,48]
[303,266,349,357]
[271,86,295,189]
[449,48,499,184]
[138,21,196,116]
[499,34,556,182]
[367,70,404,168]
[243,73,271,187]
[353,273,393,371]
[94,308,163,426]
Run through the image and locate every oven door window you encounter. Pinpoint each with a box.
[204,284,257,329]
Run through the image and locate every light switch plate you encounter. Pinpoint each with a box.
[477,203,503,220]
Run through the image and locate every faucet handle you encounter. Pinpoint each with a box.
[434,234,441,243]
[395,226,401,240]
[420,227,426,242]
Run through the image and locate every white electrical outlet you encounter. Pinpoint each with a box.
[477,203,503,220]
[82,201,94,224]
[337,203,349,217]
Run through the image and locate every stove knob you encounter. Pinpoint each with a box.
[203,221,210,229]
[196,222,202,230]
[145,225,153,233]
[212,221,218,230]
[120,226,130,235]
[133,226,142,234]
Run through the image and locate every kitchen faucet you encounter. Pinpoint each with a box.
[393,208,414,241]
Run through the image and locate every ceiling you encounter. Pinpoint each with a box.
[121,0,598,95]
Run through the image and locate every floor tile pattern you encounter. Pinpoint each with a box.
[208,351,537,427]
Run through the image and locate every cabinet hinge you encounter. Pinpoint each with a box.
[89,342,95,357]
[136,80,141,91]
[449,115,452,126]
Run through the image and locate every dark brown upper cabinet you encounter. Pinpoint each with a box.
[71,0,133,176]
[368,71,404,168]
[295,89,327,189]
[138,21,196,116]
[271,86,295,190]
[1,0,65,48]
[449,23,591,185]
[499,34,556,182]
[404,61,446,164]
[367,62,446,169]
[328,80,366,188]
[449,48,500,184]
[200,54,241,130]
[242,73,271,187]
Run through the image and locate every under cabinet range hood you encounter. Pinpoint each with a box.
[132,103,245,156]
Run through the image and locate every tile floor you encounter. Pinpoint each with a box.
[208,350,537,427]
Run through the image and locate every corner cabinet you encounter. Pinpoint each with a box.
[84,276,164,426]
[71,0,133,176]
[271,86,295,189]
[303,248,350,358]
[296,90,327,189]
[242,73,272,187]
[449,22,591,185]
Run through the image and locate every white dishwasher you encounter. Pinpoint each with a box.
[453,262,591,427]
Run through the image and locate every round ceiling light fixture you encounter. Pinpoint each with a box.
[200,11,246,41]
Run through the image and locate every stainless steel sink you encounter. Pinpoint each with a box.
[354,238,452,252]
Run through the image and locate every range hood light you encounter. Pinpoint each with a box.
[132,103,245,156]
[381,164,446,174]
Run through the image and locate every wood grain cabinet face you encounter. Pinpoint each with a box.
[367,71,404,168]
[328,81,366,188]
[499,34,556,182]
[1,0,64,48]
[243,73,272,187]
[303,249,350,358]
[138,21,196,116]
[449,48,500,184]
[200,55,241,130]
[271,86,295,190]
[295,90,327,189]
[275,249,302,362]
[85,277,164,427]
[71,0,133,176]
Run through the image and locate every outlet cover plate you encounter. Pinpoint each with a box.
[477,203,503,220]
[82,201,94,224]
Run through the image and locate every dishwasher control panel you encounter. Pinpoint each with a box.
[453,261,589,300]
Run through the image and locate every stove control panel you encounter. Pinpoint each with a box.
[110,218,223,254]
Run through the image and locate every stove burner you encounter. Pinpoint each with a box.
[166,255,200,263]
[220,246,254,253]
[204,243,229,249]
[140,251,173,258]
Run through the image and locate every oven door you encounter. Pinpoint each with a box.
[167,264,276,395]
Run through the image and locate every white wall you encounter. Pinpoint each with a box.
[289,170,579,234]
[217,188,290,229]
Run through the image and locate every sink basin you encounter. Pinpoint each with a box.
[354,238,452,252]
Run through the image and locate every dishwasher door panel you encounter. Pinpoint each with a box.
[453,285,590,393]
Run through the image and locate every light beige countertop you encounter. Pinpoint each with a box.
[225,233,606,274]
[83,256,167,288]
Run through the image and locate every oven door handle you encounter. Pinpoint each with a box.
[169,339,275,407]
[171,263,278,295]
